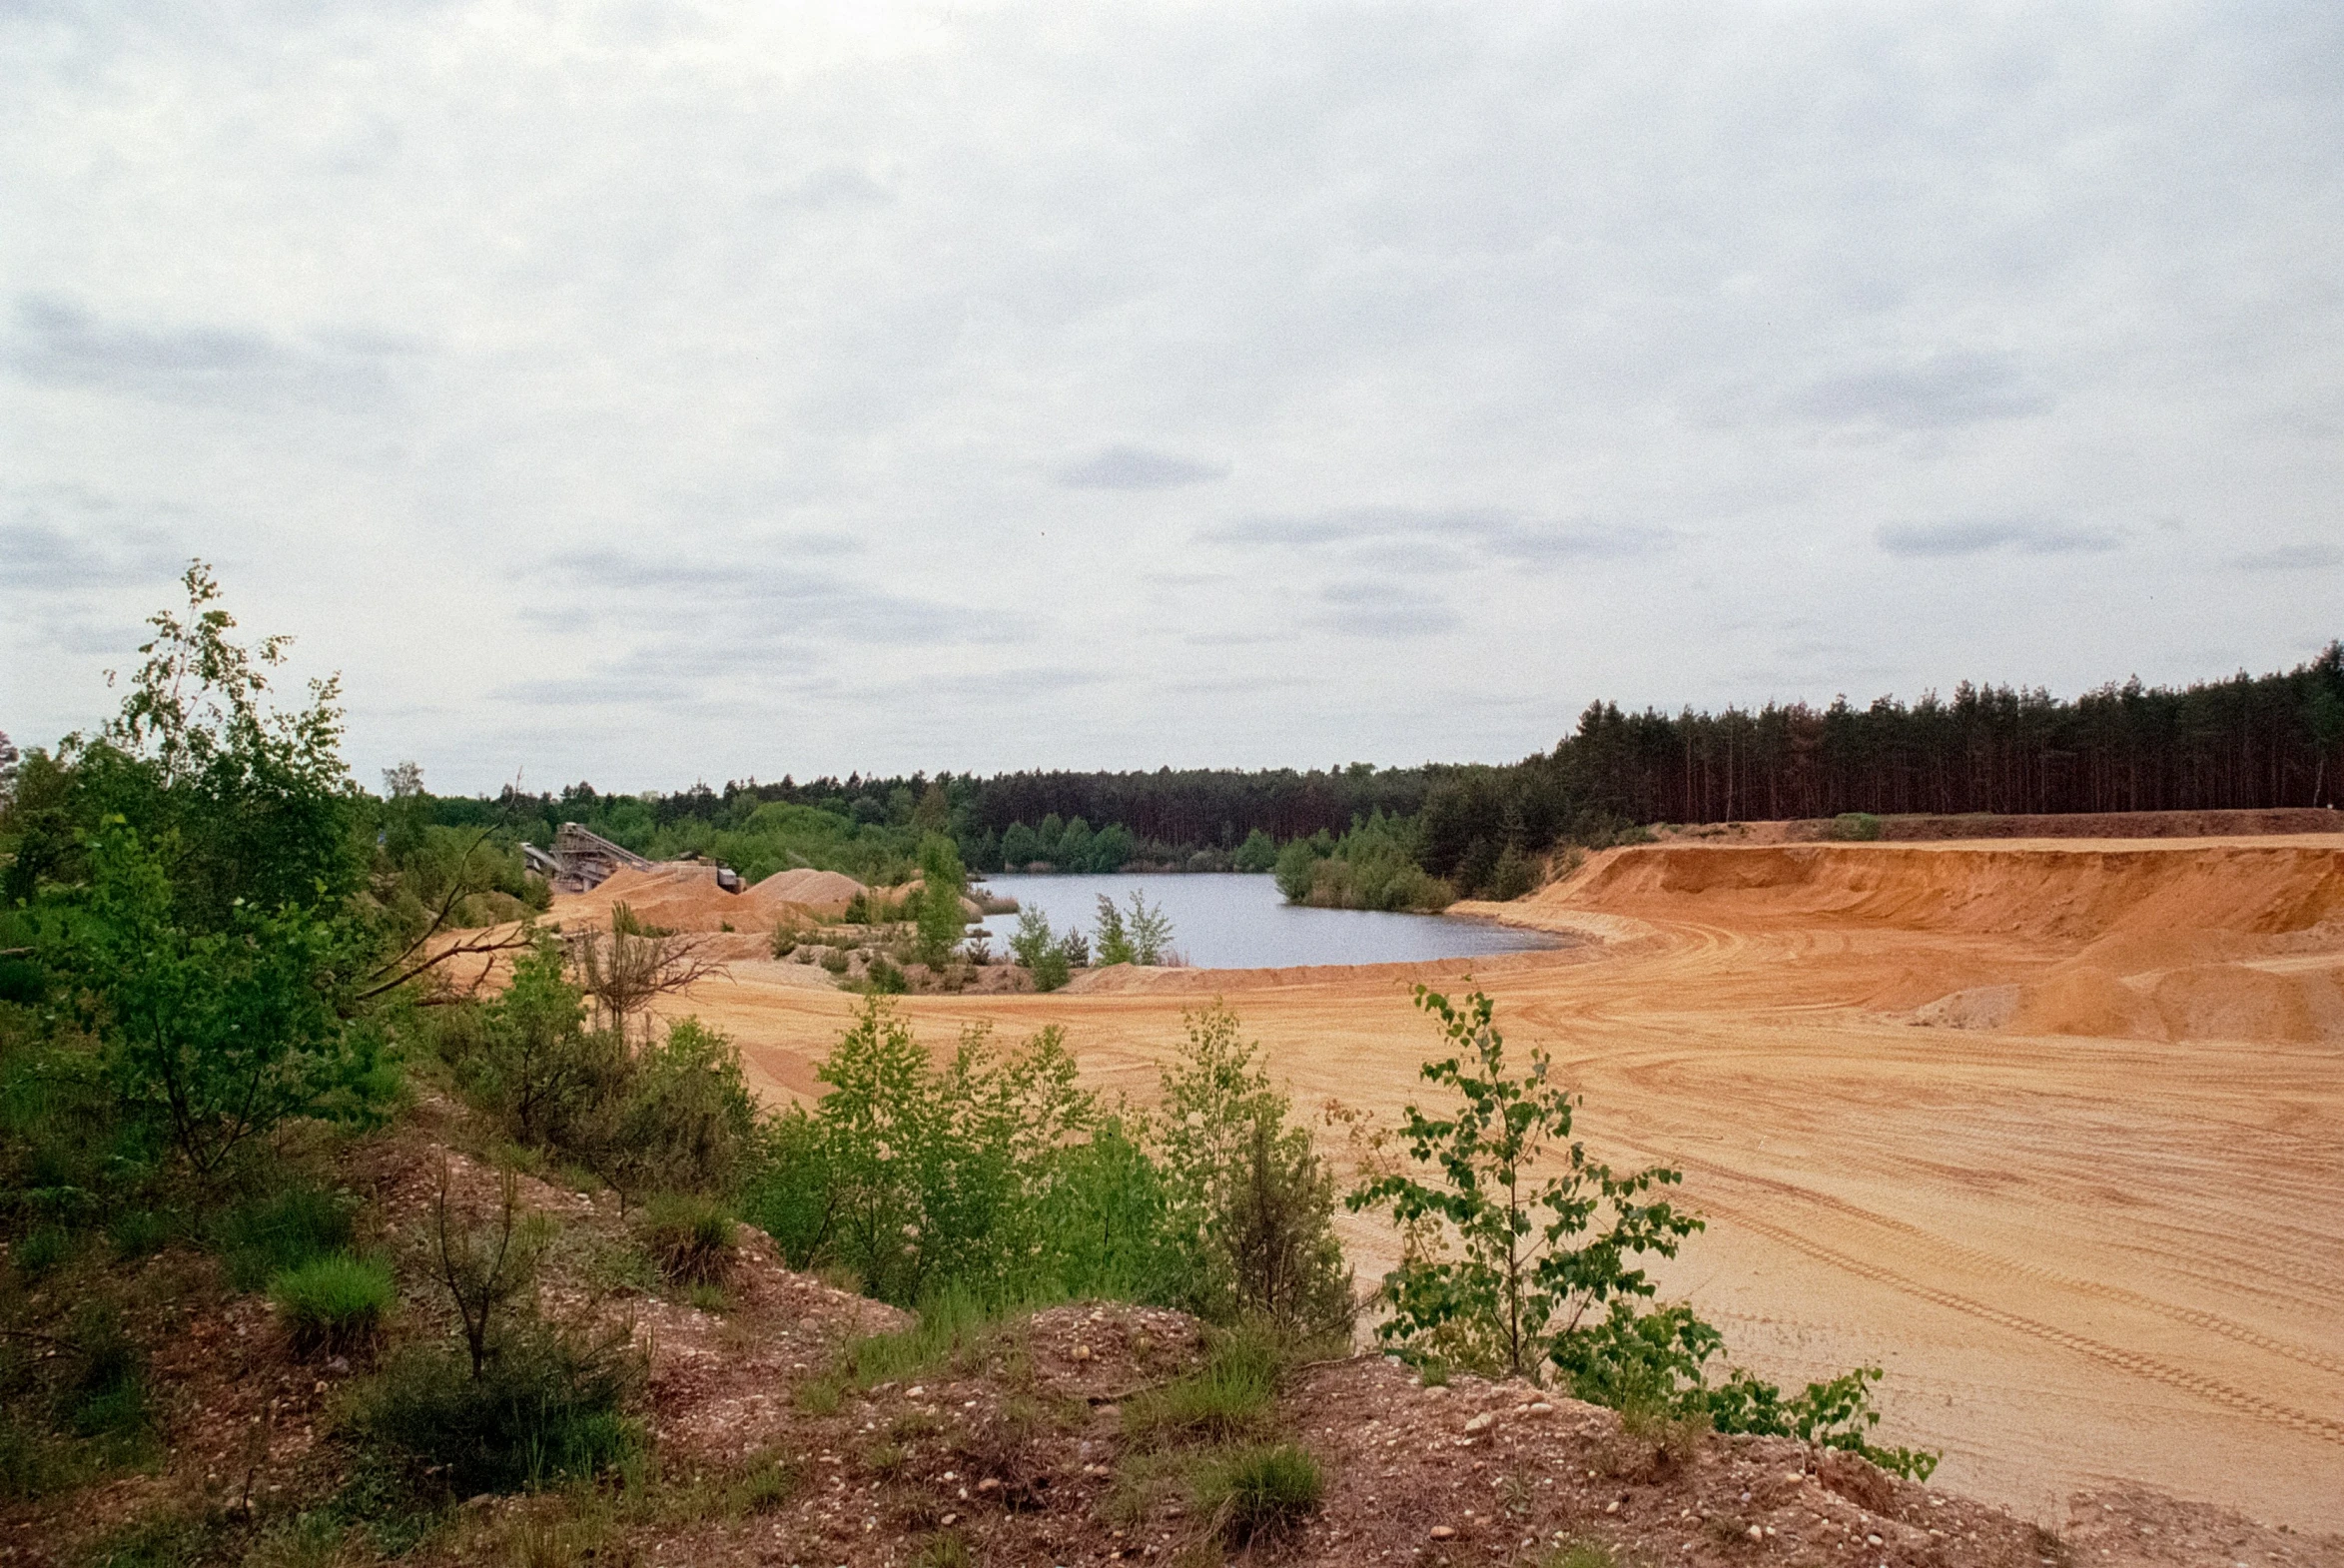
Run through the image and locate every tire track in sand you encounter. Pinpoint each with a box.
[1628,1137,2344,1379]
[1707,1202,2344,1444]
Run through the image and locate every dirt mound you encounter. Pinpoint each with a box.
[1546,841,2344,944]
[551,862,877,934]
[750,868,867,916]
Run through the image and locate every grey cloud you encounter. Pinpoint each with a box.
[765,166,892,210]
[1791,353,2052,430]
[1057,446,1229,490]
[7,295,405,411]
[529,551,1021,647]
[1876,519,2124,557]
[1202,508,1672,568]
[2229,543,2340,571]
[1317,581,1458,638]
[0,519,185,590]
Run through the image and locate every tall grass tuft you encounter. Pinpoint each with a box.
[269,1254,394,1357]
[632,1193,735,1286]
[1193,1442,1322,1545]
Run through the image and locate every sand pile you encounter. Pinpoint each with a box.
[750,868,867,917]
[550,862,872,934]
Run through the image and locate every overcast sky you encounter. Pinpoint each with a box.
[4,2,2339,794]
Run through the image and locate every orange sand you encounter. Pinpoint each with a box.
[648,835,2344,1531]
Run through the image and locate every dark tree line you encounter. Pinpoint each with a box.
[1552,642,2344,827]
[404,643,2342,885]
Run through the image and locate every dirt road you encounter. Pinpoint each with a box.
[657,835,2344,1531]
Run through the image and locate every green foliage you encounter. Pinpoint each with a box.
[915,834,969,968]
[1192,1442,1322,1546]
[269,1253,394,1356]
[214,1179,359,1291]
[1346,988,1698,1380]
[1231,828,1278,874]
[1831,811,1885,841]
[59,821,391,1178]
[858,955,910,994]
[1091,888,1175,967]
[1553,1300,1937,1479]
[1094,895,1134,967]
[443,955,759,1205]
[1271,836,1322,901]
[347,1320,643,1497]
[1350,990,1937,1477]
[1156,1005,1352,1337]
[0,1303,157,1501]
[447,942,626,1154]
[633,1192,736,1285]
[1008,907,1071,991]
[743,1001,1098,1306]
[1486,840,1540,901]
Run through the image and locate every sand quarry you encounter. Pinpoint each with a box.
[563,827,2344,1534]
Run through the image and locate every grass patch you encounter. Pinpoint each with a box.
[632,1192,735,1286]
[913,1532,977,1568]
[215,1180,357,1291]
[269,1254,394,1357]
[842,1288,1010,1387]
[12,1226,72,1279]
[1542,1540,1620,1568]
[726,1447,798,1517]
[1123,1326,1280,1448]
[1193,1442,1322,1547]
[347,1321,643,1497]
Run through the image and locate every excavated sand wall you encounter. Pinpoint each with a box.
[1549,839,2344,1042]
[1560,840,2344,942]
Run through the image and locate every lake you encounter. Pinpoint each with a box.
[972,873,1565,970]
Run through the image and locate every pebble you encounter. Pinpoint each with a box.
[1464,1412,1496,1434]
[1430,1525,1457,1540]
[1748,1526,1765,1541]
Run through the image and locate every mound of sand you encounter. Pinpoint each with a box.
[751,869,867,917]
[550,862,873,935]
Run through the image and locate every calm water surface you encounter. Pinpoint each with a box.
[973,873,1563,970]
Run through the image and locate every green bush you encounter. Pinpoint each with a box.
[12,1226,71,1279]
[634,1193,735,1285]
[1156,1005,1353,1336]
[0,1304,157,1501]
[269,1254,394,1356]
[215,1180,358,1291]
[348,1321,643,1496]
[1831,812,1884,841]
[859,956,910,994]
[1193,1442,1322,1545]
[1231,828,1278,874]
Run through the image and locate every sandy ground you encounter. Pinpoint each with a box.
[648,834,2344,1535]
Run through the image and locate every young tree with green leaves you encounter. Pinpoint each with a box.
[1093,895,1135,966]
[914,833,969,968]
[1157,1003,1351,1335]
[1346,987,1698,1380]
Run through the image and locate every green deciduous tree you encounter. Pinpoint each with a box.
[1346,987,1698,1380]
[915,834,970,968]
